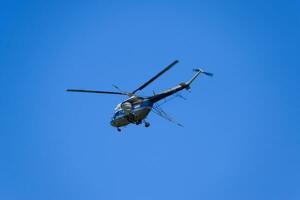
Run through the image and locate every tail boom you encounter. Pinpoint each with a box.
[149,68,213,103]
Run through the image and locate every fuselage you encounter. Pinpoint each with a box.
[110,68,205,128]
[110,82,189,128]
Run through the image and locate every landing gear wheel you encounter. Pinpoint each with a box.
[145,122,150,128]
[117,127,121,132]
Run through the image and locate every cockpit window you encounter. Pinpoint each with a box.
[113,110,123,119]
[114,103,121,111]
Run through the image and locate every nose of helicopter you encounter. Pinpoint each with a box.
[110,119,116,127]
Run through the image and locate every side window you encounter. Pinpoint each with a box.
[114,110,122,118]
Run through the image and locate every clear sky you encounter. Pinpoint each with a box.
[1,0,300,199]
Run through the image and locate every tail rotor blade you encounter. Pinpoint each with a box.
[203,72,214,77]
[193,68,213,77]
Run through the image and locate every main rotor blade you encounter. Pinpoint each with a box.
[132,60,179,94]
[66,89,127,95]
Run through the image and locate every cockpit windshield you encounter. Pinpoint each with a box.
[114,103,121,111]
[112,109,124,120]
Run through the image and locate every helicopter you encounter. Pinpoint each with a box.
[66,60,213,131]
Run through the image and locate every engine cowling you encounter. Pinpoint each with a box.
[121,102,132,115]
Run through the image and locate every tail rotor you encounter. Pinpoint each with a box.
[193,68,214,77]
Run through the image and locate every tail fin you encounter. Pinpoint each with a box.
[185,68,213,86]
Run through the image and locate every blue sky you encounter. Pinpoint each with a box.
[1,0,300,199]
